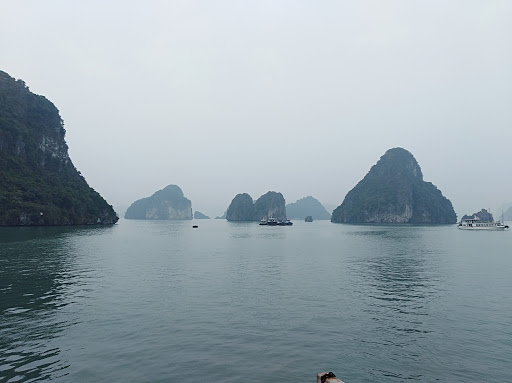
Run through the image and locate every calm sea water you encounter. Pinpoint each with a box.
[1,220,511,383]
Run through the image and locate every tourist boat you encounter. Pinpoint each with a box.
[259,217,283,226]
[457,216,509,230]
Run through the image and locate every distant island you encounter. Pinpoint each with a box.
[226,191,286,221]
[194,211,210,219]
[0,70,118,225]
[332,147,457,224]
[286,196,331,220]
[461,209,494,222]
[503,207,512,221]
[125,185,192,220]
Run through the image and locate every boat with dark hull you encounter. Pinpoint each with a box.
[259,217,292,226]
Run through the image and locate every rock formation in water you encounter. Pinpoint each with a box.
[286,196,331,220]
[226,193,255,221]
[0,70,118,225]
[254,191,286,221]
[461,209,494,222]
[124,185,192,220]
[226,191,287,221]
[331,147,456,224]
[194,211,210,219]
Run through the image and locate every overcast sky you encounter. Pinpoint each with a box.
[1,1,511,218]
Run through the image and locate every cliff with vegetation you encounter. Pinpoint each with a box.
[331,148,456,224]
[286,196,331,220]
[125,185,192,220]
[0,70,118,225]
[226,191,286,221]
[254,191,286,221]
[226,193,255,221]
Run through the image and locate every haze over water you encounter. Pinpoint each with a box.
[1,221,511,382]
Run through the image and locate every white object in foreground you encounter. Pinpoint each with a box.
[317,372,345,383]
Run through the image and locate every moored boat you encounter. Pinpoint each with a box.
[457,216,509,230]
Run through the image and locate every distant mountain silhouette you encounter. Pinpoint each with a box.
[125,185,192,220]
[286,196,331,220]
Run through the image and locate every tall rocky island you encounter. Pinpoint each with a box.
[124,185,192,220]
[0,70,118,225]
[226,191,286,221]
[331,148,456,224]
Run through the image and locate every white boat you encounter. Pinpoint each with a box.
[457,216,509,230]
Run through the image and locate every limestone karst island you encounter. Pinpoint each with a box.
[226,191,287,221]
[124,185,193,220]
[0,70,118,226]
[331,147,457,224]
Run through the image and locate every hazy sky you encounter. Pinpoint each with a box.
[1,1,511,218]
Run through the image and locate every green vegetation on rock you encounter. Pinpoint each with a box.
[0,70,118,225]
[125,185,192,220]
[226,191,286,221]
[226,193,255,221]
[331,148,456,224]
[254,191,286,221]
[286,196,331,220]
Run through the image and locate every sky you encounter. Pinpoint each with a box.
[1,1,511,218]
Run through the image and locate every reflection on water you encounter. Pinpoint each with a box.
[0,226,112,382]
[1,221,511,382]
[346,226,443,380]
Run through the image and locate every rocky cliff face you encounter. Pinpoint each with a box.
[226,191,287,221]
[0,70,118,225]
[254,191,286,221]
[124,185,192,220]
[226,193,255,221]
[331,148,456,224]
